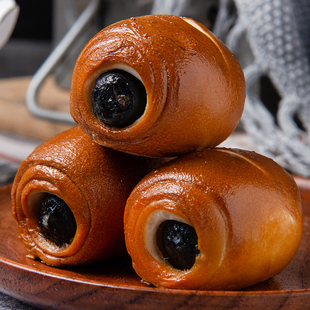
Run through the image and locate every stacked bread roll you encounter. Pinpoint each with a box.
[12,15,303,290]
[11,126,166,266]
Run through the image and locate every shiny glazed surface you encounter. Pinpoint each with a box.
[1,183,310,309]
[70,15,246,157]
[11,126,165,266]
[124,148,304,290]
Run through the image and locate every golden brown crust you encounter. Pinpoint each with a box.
[11,126,166,266]
[124,148,303,290]
[70,15,245,157]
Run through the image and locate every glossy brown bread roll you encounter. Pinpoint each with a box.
[11,126,165,267]
[124,148,303,290]
[70,15,245,157]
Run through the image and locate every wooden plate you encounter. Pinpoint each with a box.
[0,180,310,310]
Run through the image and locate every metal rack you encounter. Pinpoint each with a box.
[25,0,100,124]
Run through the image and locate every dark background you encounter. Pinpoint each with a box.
[11,0,53,40]
[0,0,53,78]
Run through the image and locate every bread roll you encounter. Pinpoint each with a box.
[70,15,245,157]
[11,126,165,267]
[124,148,303,290]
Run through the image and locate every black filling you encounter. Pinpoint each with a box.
[38,193,77,247]
[156,220,200,270]
[90,70,147,128]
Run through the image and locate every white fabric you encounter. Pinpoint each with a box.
[216,0,310,177]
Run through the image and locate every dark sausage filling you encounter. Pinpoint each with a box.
[90,70,147,128]
[156,220,200,270]
[38,194,77,247]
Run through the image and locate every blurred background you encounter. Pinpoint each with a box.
[0,0,310,186]
[0,1,52,79]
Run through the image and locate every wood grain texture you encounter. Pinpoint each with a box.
[0,76,73,141]
[0,180,309,309]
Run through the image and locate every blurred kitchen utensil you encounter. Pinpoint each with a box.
[0,0,19,50]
